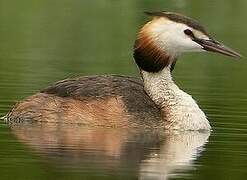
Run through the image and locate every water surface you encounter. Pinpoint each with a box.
[0,0,247,179]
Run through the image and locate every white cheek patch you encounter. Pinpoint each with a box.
[147,18,210,54]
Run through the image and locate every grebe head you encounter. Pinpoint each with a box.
[134,11,242,73]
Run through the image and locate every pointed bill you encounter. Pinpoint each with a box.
[194,38,242,59]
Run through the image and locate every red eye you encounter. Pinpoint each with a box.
[184,29,193,36]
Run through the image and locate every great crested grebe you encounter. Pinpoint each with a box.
[5,11,241,131]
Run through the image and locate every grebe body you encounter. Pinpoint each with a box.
[7,75,163,129]
[5,11,241,131]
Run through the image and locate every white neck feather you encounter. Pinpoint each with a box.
[141,67,211,131]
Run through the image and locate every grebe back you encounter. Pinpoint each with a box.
[5,11,241,131]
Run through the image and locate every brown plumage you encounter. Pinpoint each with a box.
[6,75,164,128]
[134,19,172,73]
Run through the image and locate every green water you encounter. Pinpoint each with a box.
[0,0,247,179]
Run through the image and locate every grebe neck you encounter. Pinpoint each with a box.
[141,67,211,131]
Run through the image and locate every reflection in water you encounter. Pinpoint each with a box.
[10,123,210,179]
[139,131,209,180]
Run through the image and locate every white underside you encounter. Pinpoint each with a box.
[141,67,211,131]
